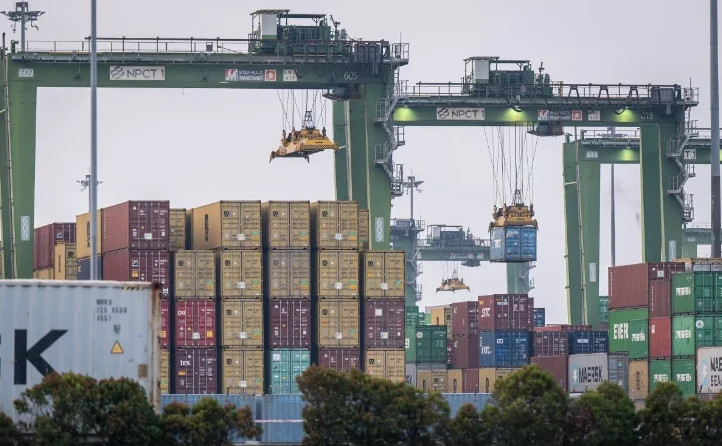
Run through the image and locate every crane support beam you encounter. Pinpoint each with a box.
[563,141,584,325]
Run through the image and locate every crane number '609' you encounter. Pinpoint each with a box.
[343,72,358,81]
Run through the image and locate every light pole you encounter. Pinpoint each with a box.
[89,0,99,279]
[712,0,721,257]
[1,2,44,52]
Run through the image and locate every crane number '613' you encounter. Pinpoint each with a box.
[343,72,358,81]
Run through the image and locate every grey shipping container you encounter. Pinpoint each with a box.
[0,281,162,420]
[405,363,417,386]
[567,353,608,393]
[608,353,630,393]
[697,346,722,394]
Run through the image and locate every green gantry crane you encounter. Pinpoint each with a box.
[0,9,700,329]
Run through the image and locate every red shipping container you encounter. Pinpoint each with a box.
[33,222,76,270]
[452,334,479,369]
[174,300,216,347]
[533,332,569,357]
[318,347,360,372]
[478,294,533,331]
[102,200,170,253]
[463,369,480,393]
[452,301,479,336]
[364,299,405,348]
[649,280,672,318]
[175,348,217,394]
[102,249,171,298]
[531,356,568,390]
[269,298,311,348]
[447,339,454,368]
[649,317,672,359]
[161,300,170,348]
[534,324,592,333]
[609,262,684,310]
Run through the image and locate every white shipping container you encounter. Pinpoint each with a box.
[0,280,161,420]
[568,353,608,393]
[697,347,722,395]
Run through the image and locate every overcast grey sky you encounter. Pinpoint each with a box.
[3,0,715,323]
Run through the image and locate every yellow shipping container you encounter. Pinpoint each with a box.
[629,360,649,401]
[429,306,453,338]
[76,211,102,258]
[417,370,448,393]
[317,299,360,347]
[218,250,263,298]
[174,251,216,298]
[316,251,359,298]
[54,243,78,280]
[267,251,311,298]
[169,208,187,251]
[222,349,264,395]
[160,350,170,394]
[364,348,405,383]
[478,368,518,393]
[358,209,370,251]
[363,251,405,298]
[311,201,359,249]
[221,300,264,348]
[191,201,261,250]
[33,267,54,280]
[263,201,311,250]
[447,369,464,393]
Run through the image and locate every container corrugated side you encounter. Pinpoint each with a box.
[76,211,102,258]
[362,251,405,298]
[672,358,696,397]
[363,299,405,348]
[221,349,264,395]
[268,298,311,348]
[218,250,263,298]
[0,281,161,420]
[533,331,569,357]
[452,333,479,369]
[414,325,447,363]
[447,369,463,393]
[478,294,533,331]
[175,299,216,348]
[173,250,216,298]
[531,356,568,390]
[258,395,306,443]
[567,353,608,393]
[463,369,480,393]
[316,299,360,347]
[649,279,672,318]
[77,256,102,280]
[175,348,217,394]
[311,201,359,249]
[649,317,671,359]
[169,208,187,251]
[190,201,262,250]
[221,300,263,348]
[262,201,311,250]
[364,348,405,383]
[315,250,359,298]
[696,347,722,394]
[628,360,649,401]
[452,301,479,336]
[568,331,608,355]
[34,222,75,270]
[317,347,361,372]
[628,319,649,359]
[102,249,171,299]
[266,250,310,298]
[102,200,170,252]
[160,300,170,348]
[160,350,170,394]
[417,371,448,393]
[358,209,370,251]
[405,363,417,386]
[266,349,310,394]
[650,359,672,392]
[533,308,546,327]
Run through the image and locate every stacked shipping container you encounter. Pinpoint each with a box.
[32,222,76,279]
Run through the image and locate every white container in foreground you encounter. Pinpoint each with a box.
[0,280,161,420]
[567,353,608,393]
[697,346,722,395]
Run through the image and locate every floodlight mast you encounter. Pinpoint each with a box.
[1,2,45,52]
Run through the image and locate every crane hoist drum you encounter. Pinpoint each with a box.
[489,203,538,263]
[269,127,339,162]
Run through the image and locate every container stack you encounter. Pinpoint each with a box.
[76,211,102,279]
[265,201,312,394]
[32,222,76,279]
[608,262,683,403]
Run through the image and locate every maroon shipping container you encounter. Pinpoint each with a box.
[102,200,170,253]
[33,222,76,270]
[161,300,170,348]
[534,324,592,333]
[609,262,684,310]
[452,301,479,336]
[649,280,672,318]
[269,298,311,348]
[364,299,405,348]
[531,356,568,390]
[102,249,171,298]
[533,332,569,357]
[317,347,360,372]
[452,334,479,369]
[463,369,480,393]
[447,339,454,368]
[649,317,671,359]
[175,300,216,347]
[175,348,217,394]
[478,294,533,331]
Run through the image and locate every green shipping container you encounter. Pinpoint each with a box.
[629,318,649,359]
[414,325,447,363]
[649,359,672,392]
[609,308,649,353]
[405,326,417,362]
[266,348,311,394]
[424,312,432,325]
[672,272,719,314]
[672,316,695,356]
[672,358,696,398]
[695,315,722,348]
[405,306,420,327]
[672,314,722,356]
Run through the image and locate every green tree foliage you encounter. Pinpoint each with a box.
[0,411,26,446]
[565,381,638,446]
[159,398,261,446]
[637,381,693,446]
[485,364,568,445]
[298,366,449,446]
[439,403,492,446]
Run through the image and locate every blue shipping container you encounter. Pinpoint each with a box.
[478,330,531,368]
[77,257,102,280]
[490,226,537,262]
[568,331,608,355]
[267,349,311,395]
[533,308,546,327]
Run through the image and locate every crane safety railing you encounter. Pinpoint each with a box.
[395,81,699,106]
[11,38,409,64]
[417,237,490,249]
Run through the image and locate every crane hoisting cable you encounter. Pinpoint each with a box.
[436,261,470,293]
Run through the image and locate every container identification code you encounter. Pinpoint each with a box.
[95,299,128,322]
